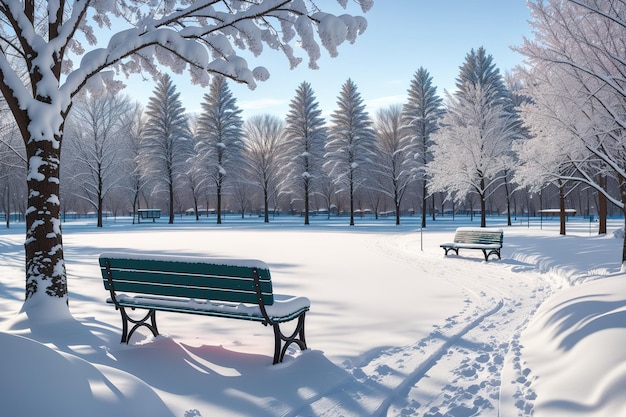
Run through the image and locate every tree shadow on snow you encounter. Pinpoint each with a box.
[544,295,626,351]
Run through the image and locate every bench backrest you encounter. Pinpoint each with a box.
[454,228,503,245]
[99,253,274,305]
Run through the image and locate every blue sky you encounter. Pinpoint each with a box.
[152,1,532,119]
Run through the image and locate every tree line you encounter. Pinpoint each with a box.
[1,46,623,233]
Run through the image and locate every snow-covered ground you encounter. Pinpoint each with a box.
[0,215,624,416]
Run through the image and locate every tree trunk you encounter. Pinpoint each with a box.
[480,178,486,227]
[217,183,222,225]
[558,180,566,235]
[304,182,310,225]
[168,182,174,224]
[621,177,626,268]
[5,183,10,229]
[264,187,269,223]
[349,180,355,226]
[395,202,401,226]
[23,136,68,310]
[97,191,103,228]
[421,180,427,228]
[431,192,436,222]
[504,176,512,226]
[598,174,607,235]
[622,210,626,271]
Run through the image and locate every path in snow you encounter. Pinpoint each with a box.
[287,231,561,417]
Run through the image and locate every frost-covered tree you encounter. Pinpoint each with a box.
[184,114,204,221]
[370,105,415,225]
[64,94,137,227]
[283,81,327,225]
[192,76,243,224]
[402,67,444,227]
[0,1,371,322]
[242,114,285,223]
[140,74,192,224]
[429,83,519,227]
[429,48,518,227]
[324,79,376,226]
[514,66,589,236]
[121,107,147,224]
[519,0,626,265]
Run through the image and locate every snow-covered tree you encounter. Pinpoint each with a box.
[518,0,626,264]
[429,48,518,227]
[429,83,519,227]
[120,107,147,224]
[402,67,444,227]
[64,93,137,227]
[0,1,371,322]
[283,81,327,225]
[242,114,285,223]
[370,105,415,225]
[191,76,243,224]
[324,79,376,226]
[140,74,192,224]
[514,66,589,236]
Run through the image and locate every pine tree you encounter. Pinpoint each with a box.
[456,47,510,108]
[402,67,444,227]
[324,79,376,226]
[192,76,244,224]
[283,82,327,225]
[140,74,192,224]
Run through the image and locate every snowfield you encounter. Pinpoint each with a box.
[0,215,624,417]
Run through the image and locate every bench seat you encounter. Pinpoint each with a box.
[109,293,310,323]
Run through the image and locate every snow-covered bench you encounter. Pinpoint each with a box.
[99,253,309,364]
[440,227,503,262]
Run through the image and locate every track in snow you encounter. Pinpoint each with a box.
[286,232,558,417]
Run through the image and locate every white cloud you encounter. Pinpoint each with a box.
[365,95,405,112]
[239,98,286,111]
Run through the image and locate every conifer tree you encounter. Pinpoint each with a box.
[192,76,244,224]
[325,79,376,226]
[402,67,444,227]
[283,82,327,225]
[140,74,192,224]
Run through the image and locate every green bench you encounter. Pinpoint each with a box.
[99,253,309,364]
[440,227,503,262]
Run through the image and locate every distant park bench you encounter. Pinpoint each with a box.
[99,253,310,364]
[138,209,161,222]
[440,227,503,262]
